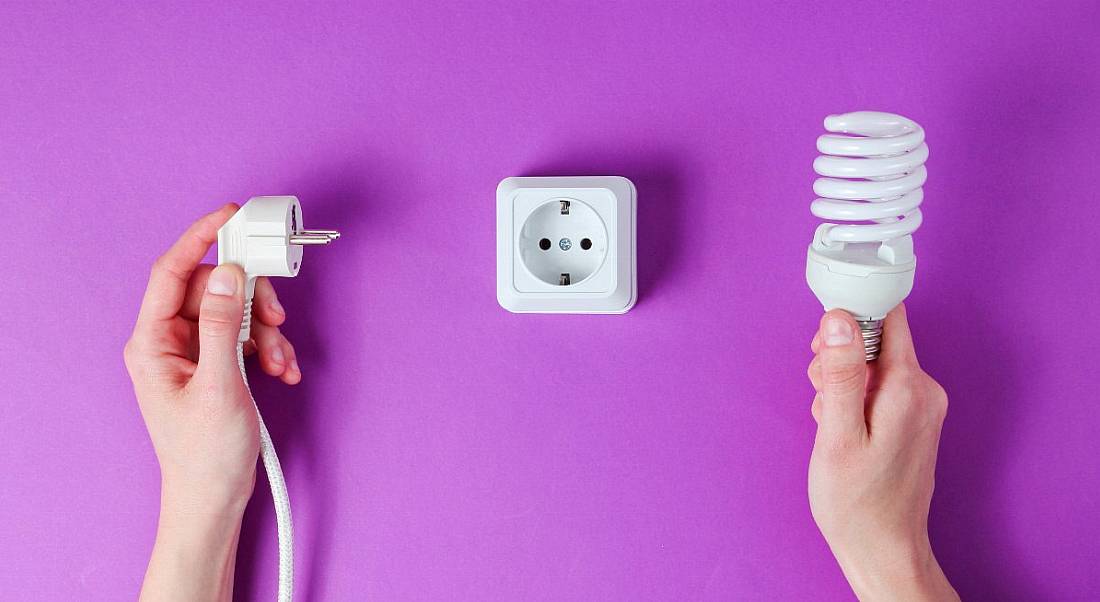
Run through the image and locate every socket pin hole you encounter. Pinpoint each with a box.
[580,238,592,250]
[539,238,552,251]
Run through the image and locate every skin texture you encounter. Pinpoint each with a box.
[807,305,960,601]
[124,205,301,602]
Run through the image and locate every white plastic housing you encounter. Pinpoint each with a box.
[806,257,915,320]
[218,195,304,340]
[806,228,916,320]
[218,196,304,281]
[496,176,636,313]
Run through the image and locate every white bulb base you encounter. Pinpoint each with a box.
[806,244,915,321]
[806,244,914,361]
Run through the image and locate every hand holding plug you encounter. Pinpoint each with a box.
[123,204,304,600]
[127,198,338,602]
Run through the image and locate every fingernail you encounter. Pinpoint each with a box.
[270,297,285,316]
[207,266,238,296]
[271,346,285,365]
[824,316,853,346]
[290,359,300,374]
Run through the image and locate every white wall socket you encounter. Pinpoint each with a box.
[496,176,636,313]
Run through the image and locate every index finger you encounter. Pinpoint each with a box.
[879,303,919,367]
[136,204,238,325]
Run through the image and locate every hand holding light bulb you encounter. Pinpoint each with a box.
[807,305,958,602]
[804,112,954,599]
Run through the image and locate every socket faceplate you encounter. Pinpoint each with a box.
[496,176,636,313]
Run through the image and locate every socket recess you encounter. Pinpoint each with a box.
[496,176,636,313]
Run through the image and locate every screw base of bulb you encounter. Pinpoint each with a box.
[858,319,883,362]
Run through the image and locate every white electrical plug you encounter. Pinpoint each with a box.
[805,111,927,360]
[216,195,339,602]
[496,176,636,313]
[218,196,339,341]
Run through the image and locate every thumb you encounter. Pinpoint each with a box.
[816,310,869,441]
[196,264,247,383]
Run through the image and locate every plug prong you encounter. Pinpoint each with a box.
[290,232,339,245]
[301,230,340,239]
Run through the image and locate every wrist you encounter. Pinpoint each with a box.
[154,475,252,553]
[835,538,958,601]
[156,481,247,552]
[141,482,248,602]
[159,465,255,514]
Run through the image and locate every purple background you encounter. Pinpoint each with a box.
[2,1,1098,599]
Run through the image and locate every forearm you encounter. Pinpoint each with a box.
[140,483,247,602]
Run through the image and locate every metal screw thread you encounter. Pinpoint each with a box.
[858,319,883,362]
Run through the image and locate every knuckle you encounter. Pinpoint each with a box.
[892,370,949,423]
[150,255,177,279]
[150,254,167,274]
[199,306,240,337]
[199,321,237,339]
[823,361,864,392]
[924,378,949,419]
[123,338,138,365]
[888,366,923,396]
[123,337,153,376]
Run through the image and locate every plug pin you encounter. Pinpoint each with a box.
[289,230,341,245]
